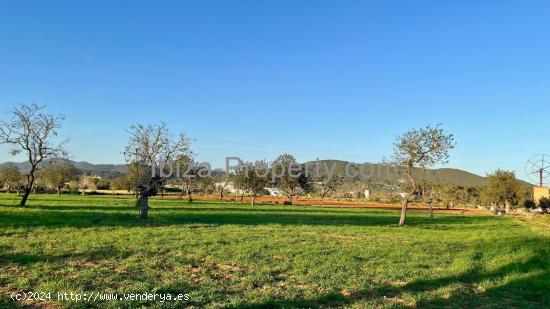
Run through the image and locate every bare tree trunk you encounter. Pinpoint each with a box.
[240,192,244,202]
[160,187,165,198]
[428,201,433,219]
[20,187,31,206]
[219,188,224,200]
[57,187,61,195]
[320,193,326,207]
[20,172,35,207]
[399,198,408,226]
[180,187,185,198]
[138,191,148,219]
[505,199,511,214]
[251,194,256,206]
[187,190,193,203]
[399,165,417,226]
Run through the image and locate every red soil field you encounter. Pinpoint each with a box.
[154,194,483,215]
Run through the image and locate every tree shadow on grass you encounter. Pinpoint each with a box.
[8,203,369,213]
[0,196,130,204]
[0,246,129,266]
[397,237,550,308]
[230,237,550,308]
[0,195,241,206]
[22,205,137,212]
[0,205,496,230]
[0,248,197,309]
[9,203,454,217]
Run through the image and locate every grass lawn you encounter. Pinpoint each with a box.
[1,193,549,308]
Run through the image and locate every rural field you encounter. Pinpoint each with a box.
[1,193,549,308]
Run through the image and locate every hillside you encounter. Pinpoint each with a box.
[415,167,488,186]
[304,160,489,186]
[0,159,127,179]
[0,159,519,186]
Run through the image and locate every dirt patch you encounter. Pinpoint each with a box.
[154,195,483,215]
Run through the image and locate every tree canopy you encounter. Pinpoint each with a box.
[393,124,455,225]
[485,170,522,213]
[0,104,68,206]
[38,161,78,194]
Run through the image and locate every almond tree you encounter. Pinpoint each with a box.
[78,175,97,195]
[0,164,23,194]
[393,124,455,225]
[485,170,521,214]
[272,154,312,204]
[232,164,248,202]
[174,154,202,202]
[111,175,132,193]
[0,104,68,206]
[123,122,191,219]
[317,175,340,206]
[212,169,229,199]
[242,160,270,206]
[40,161,78,194]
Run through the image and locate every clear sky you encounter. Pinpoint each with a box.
[1,0,549,182]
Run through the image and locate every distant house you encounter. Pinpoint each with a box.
[215,181,282,197]
[364,190,370,199]
[266,187,282,197]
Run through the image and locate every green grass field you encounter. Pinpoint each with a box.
[1,193,549,308]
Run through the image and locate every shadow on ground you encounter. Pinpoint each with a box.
[0,196,547,308]
[229,237,550,308]
[0,204,494,230]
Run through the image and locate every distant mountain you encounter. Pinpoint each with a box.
[304,160,489,186]
[0,159,127,179]
[413,167,488,186]
[0,158,528,187]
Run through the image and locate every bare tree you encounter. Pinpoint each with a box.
[0,164,23,194]
[78,175,98,195]
[272,154,312,205]
[123,122,191,219]
[111,175,132,193]
[232,165,248,202]
[0,104,68,206]
[317,175,340,207]
[212,169,229,199]
[216,181,228,199]
[40,161,78,194]
[174,154,200,202]
[393,124,455,225]
[241,160,270,206]
[197,170,214,195]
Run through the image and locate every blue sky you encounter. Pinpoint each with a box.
[1,0,549,181]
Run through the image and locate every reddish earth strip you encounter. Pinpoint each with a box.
[154,195,483,215]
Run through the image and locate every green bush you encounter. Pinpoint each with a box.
[96,180,111,190]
